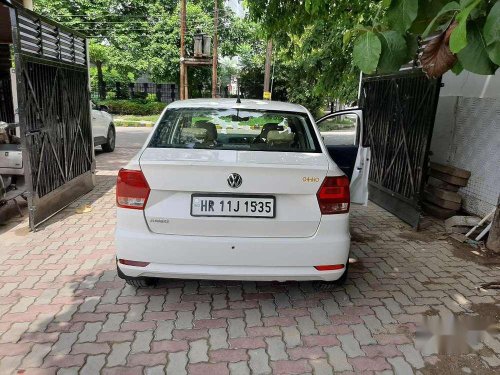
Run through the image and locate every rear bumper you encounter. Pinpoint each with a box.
[116,208,350,282]
[118,262,346,282]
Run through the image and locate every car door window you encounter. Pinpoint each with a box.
[317,114,359,146]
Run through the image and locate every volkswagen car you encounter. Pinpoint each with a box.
[115,99,369,287]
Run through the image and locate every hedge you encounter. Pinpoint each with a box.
[99,99,166,115]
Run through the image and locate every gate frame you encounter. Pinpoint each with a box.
[6,2,95,230]
[359,69,442,229]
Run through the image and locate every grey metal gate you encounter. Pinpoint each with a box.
[9,5,94,229]
[359,70,441,228]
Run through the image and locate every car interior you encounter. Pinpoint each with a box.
[153,111,319,152]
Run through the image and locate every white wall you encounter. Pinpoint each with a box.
[430,70,500,217]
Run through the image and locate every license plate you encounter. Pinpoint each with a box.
[191,194,275,218]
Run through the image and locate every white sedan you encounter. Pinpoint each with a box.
[115,99,370,288]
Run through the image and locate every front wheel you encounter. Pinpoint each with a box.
[102,125,115,152]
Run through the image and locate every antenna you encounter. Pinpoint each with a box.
[236,77,241,104]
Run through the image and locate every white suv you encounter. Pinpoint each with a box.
[115,99,369,287]
[91,101,115,152]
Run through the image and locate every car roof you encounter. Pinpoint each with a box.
[167,98,309,113]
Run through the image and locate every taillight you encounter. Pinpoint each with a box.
[116,169,150,210]
[316,176,350,214]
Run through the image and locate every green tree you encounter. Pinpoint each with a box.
[88,42,109,99]
[305,0,499,76]
[35,0,249,95]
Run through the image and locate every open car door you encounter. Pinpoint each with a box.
[316,109,370,205]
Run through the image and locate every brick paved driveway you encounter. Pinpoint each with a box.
[1,135,499,374]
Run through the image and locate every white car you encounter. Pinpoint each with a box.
[115,99,370,288]
[91,101,115,152]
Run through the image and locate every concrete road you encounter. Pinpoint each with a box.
[115,126,153,149]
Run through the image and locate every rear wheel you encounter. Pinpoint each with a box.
[117,265,157,288]
[313,261,349,291]
[102,125,115,152]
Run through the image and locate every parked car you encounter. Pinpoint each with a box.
[91,101,115,152]
[115,99,370,288]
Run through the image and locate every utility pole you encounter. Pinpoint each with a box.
[263,39,273,100]
[179,0,186,100]
[212,0,218,98]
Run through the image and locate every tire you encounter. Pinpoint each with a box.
[313,261,349,291]
[102,125,115,152]
[117,265,157,288]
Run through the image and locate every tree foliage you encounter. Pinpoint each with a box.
[345,0,499,76]
[247,0,499,108]
[34,0,251,94]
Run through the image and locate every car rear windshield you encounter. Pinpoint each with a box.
[148,108,321,152]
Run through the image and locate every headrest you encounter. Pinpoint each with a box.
[195,121,217,142]
[267,130,295,143]
[180,128,207,143]
[260,123,284,138]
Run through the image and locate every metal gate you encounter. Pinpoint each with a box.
[9,5,94,229]
[359,70,441,228]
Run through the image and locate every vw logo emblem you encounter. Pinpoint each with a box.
[227,173,242,188]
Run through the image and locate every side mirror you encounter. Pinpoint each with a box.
[99,105,109,112]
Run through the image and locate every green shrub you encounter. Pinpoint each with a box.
[99,99,166,115]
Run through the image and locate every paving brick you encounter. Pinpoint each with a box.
[102,313,124,332]
[244,308,262,327]
[282,326,301,348]
[249,348,271,374]
[72,343,110,355]
[81,354,106,375]
[176,311,194,329]
[51,331,79,355]
[247,326,280,337]
[21,343,52,368]
[0,354,23,374]
[265,337,288,360]
[154,320,174,341]
[288,346,326,360]
[188,339,209,363]
[209,327,229,350]
[228,318,246,339]
[166,351,188,375]
[373,306,396,324]
[128,352,167,367]
[210,348,249,362]
[398,344,425,369]
[131,330,152,353]
[309,358,333,375]
[338,333,365,358]
[271,359,312,374]
[230,337,265,349]
[352,323,377,345]
[349,356,391,372]
[296,316,318,336]
[260,300,278,317]
[78,322,102,343]
[144,365,166,375]
[42,354,86,368]
[325,346,352,372]
[107,342,131,366]
[388,356,413,374]
[188,362,229,375]
[229,361,250,374]
[194,302,211,320]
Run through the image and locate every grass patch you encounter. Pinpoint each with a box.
[114,114,160,127]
